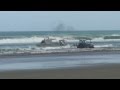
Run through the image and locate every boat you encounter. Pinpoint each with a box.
[77,39,94,48]
[36,37,67,47]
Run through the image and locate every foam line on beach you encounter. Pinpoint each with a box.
[0,47,120,56]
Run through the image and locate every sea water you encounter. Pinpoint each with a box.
[0,30,120,55]
[0,30,120,71]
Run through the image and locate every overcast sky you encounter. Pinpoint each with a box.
[0,11,120,31]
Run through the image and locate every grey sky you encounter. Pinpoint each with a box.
[0,11,120,31]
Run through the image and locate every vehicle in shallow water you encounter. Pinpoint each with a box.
[36,37,67,47]
[77,39,94,48]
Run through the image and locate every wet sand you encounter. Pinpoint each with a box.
[0,50,120,79]
[0,64,120,79]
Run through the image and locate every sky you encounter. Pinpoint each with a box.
[0,11,120,31]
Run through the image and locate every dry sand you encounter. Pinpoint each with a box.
[0,64,120,79]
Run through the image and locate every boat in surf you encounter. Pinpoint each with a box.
[77,39,94,48]
[36,37,67,47]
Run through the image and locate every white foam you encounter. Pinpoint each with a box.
[92,37,120,42]
[92,37,104,42]
[94,44,113,48]
[111,34,120,36]
[0,35,82,46]
[0,36,45,45]
[0,36,67,45]
[42,45,71,50]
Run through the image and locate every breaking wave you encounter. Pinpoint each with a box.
[0,36,67,45]
[0,35,120,45]
[94,44,113,48]
[0,36,43,45]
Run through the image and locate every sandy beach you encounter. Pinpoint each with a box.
[0,50,120,79]
[1,11,120,79]
[0,64,120,79]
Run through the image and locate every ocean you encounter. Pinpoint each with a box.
[0,30,120,55]
[1,30,120,71]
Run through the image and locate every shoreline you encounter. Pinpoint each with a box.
[0,48,120,79]
[1,48,120,58]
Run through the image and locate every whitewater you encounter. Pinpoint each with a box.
[0,30,120,55]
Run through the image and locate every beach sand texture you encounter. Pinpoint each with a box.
[0,64,120,79]
[0,51,120,79]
